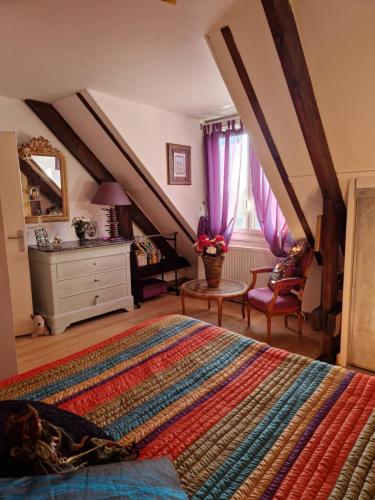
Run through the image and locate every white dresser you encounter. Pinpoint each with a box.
[28,240,134,334]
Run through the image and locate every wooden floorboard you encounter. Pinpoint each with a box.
[16,294,323,373]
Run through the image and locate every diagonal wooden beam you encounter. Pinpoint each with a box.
[261,0,346,252]
[76,92,195,244]
[220,25,321,262]
[25,99,113,185]
[24,99,184,263]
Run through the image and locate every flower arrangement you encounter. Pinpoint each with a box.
[71,216,90,231]
[193,234,229,256]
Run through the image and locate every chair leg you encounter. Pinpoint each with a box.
[242,295,246,319]
[284,314,288,328]
[267,317,272,344]
[247,302,251,327]
[297,312,303,336]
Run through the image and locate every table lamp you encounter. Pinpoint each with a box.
[91,181,131,239]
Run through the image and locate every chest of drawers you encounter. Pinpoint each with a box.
[28,241,133,334]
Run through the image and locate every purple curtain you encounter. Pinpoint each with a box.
[250,147,292,256]
[201,121,244,242]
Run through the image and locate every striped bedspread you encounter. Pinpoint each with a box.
[1,315,375,499]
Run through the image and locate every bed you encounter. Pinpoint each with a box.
[1,314,374,499]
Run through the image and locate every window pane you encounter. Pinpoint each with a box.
[234,133,249,230]
[236,143,248,229]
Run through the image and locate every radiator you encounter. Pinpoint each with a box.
[222,246,278,287]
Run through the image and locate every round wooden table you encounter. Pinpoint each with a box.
[180,279,248,326]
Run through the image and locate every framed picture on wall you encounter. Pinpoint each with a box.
[167,143,191,185]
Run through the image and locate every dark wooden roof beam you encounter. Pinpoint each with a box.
[261,0,346,252]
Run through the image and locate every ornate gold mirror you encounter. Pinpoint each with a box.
[18,137,69,223]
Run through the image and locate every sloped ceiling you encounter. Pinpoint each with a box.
[291,0,375,198]
[207,0,375,239]
[0,0,235,118]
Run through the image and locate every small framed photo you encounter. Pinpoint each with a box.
[35,228,50,248]
[167,143,191,185]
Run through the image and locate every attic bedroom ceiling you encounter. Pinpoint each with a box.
[0,0,235,119]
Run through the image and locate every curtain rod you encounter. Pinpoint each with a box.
[203,113,239,125]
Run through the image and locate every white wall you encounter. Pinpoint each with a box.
[0,96,106,245]
[86,90,204,233]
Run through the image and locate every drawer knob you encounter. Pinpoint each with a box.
[93,262,96,266]
[94,295,99,305]
[94,279,99,282]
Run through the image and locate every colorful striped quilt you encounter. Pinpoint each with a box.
[1,315,375,499]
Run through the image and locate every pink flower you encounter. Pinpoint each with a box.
[198,234,209,242]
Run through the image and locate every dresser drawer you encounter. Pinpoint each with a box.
[59,284,127,313]
[56,254,126,280]
[56,269,127,297]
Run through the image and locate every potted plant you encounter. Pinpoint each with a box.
[71,217,90,244]
[193,234,228,288]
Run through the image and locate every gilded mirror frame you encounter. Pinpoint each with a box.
[18,137,69,223]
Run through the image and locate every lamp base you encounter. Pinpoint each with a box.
[103,205,120,239]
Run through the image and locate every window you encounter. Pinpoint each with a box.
[233,134,261,237]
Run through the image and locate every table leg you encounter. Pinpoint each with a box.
[181,291,186,315]
[217,298,223,326]
[208,300,211,310]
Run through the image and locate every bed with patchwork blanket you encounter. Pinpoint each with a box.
[1,315,374,499]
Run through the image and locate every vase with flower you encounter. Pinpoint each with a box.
[194,234,228,288]
[71,217,90,244]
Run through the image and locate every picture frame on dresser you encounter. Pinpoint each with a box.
[34,228,50,248]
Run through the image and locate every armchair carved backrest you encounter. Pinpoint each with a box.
[243,243,314,343]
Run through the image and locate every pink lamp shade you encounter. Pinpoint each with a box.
[91,182,131,206]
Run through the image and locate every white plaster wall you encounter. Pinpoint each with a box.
[0,96,106,245]
[87,91,204,233]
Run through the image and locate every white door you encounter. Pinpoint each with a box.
[0,131,33,336]
[348,185,375,371]
[0,197,18,378]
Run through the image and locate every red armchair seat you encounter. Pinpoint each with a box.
[248,288,300,313]
[242,245,314,344]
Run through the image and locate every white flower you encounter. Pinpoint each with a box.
[206,246,217,255]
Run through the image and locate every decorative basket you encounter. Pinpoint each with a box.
[202,254,225,288]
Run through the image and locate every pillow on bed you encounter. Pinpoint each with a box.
[0,458,188,500]
[0,400,114,477]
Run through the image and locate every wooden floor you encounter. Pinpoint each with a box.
[16,293,323,373]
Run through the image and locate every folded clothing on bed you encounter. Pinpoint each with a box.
[0,400,116,477]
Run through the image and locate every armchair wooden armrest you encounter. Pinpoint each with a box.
[242,267,275,319]
[248,267,274,291]
[272,277,305,293]
[250,267,274,275]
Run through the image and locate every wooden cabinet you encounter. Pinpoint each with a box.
[28,241,133,334]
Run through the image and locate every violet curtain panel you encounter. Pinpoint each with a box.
[202,121,244,241]
[250,146,292,256]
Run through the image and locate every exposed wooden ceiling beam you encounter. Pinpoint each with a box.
[24,99,185,263]
[25,99,113,185]
[220,25,320,262]
[76,92,195,244]
[261,0,346,252]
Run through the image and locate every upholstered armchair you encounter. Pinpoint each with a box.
[242,247,314,343]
